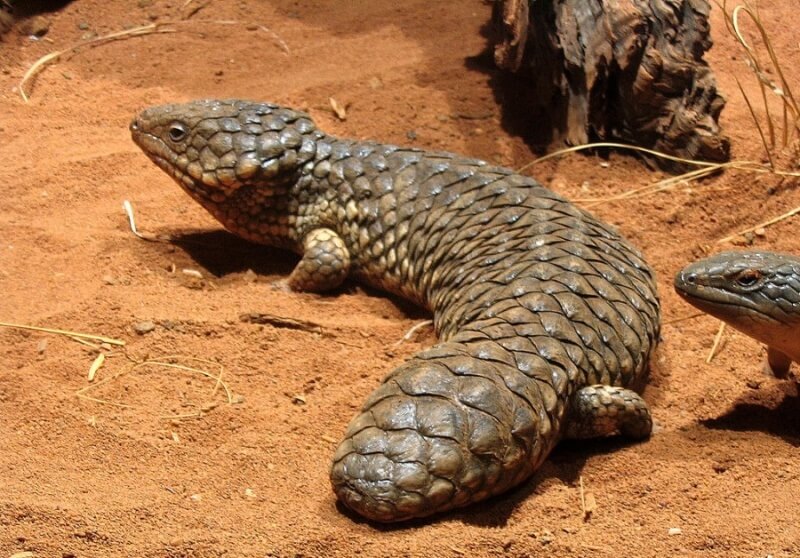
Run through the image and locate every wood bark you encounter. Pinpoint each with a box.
[492,0,730,169]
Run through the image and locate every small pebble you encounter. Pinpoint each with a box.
[133,321,156,335]
[77,22,90,30]
[668,527,682,536]
[539,529,554,544]
[665,209,680,224]
[406,130,417,141]
[746,378,763,389]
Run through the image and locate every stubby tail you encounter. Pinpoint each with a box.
[330,319,575,522]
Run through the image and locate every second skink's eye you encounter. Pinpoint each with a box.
[168,122,188,142]
[735,269,761,287]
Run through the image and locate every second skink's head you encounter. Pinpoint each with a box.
[674,250,800,342]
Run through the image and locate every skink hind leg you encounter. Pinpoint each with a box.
[283,228,350,292]
[564,385,652,440]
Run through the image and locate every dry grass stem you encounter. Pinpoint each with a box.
[20,23,177,101]
[717,204,800,243]
[663,312,705,326]
[76,354,233,419]
[0,321,125,345]
[88,353,106,382]
[329,97,347,120]
[146,358,234,404]
[516,142,725,175]
[577,164,725,206]
[123,200,163,242]
[392,320,434,348]
[720,1,800,155]
[579,476,596,521]
[515,142,799,207]
[521,141,799,205]
[736,77,775,169]
[69,335,104,349]
[20,19,289,101]
[706,322,727,364]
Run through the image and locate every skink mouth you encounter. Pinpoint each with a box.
[131,132,178,174]
[130,129,209,197]
[675,285,783,327]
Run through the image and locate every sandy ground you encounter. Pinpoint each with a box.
[1,1,799,556]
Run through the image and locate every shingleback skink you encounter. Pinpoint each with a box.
[675,250,800,378]
[130,99,661,522]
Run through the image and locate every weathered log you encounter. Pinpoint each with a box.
[492,0,730,169]
[0,0,75,38]
[0,1,12,36]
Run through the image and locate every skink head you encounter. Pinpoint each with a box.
[130,100,321,206]
[674,250,800,346]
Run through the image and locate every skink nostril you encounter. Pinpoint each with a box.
[685,272,697,284]
[130,120,140,132]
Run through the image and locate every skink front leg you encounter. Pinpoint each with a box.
[283,227,351,292]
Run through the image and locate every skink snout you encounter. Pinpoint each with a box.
[674,270,697,288]
[674,269,700,299]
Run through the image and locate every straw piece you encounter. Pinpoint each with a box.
[0,321,125,346]
[706,322,727,364]
[717,204,800,243]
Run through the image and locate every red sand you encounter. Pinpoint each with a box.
[1,1,799,556]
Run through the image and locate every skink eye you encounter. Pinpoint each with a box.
[735,269,761,287]
[168,122,188,142]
